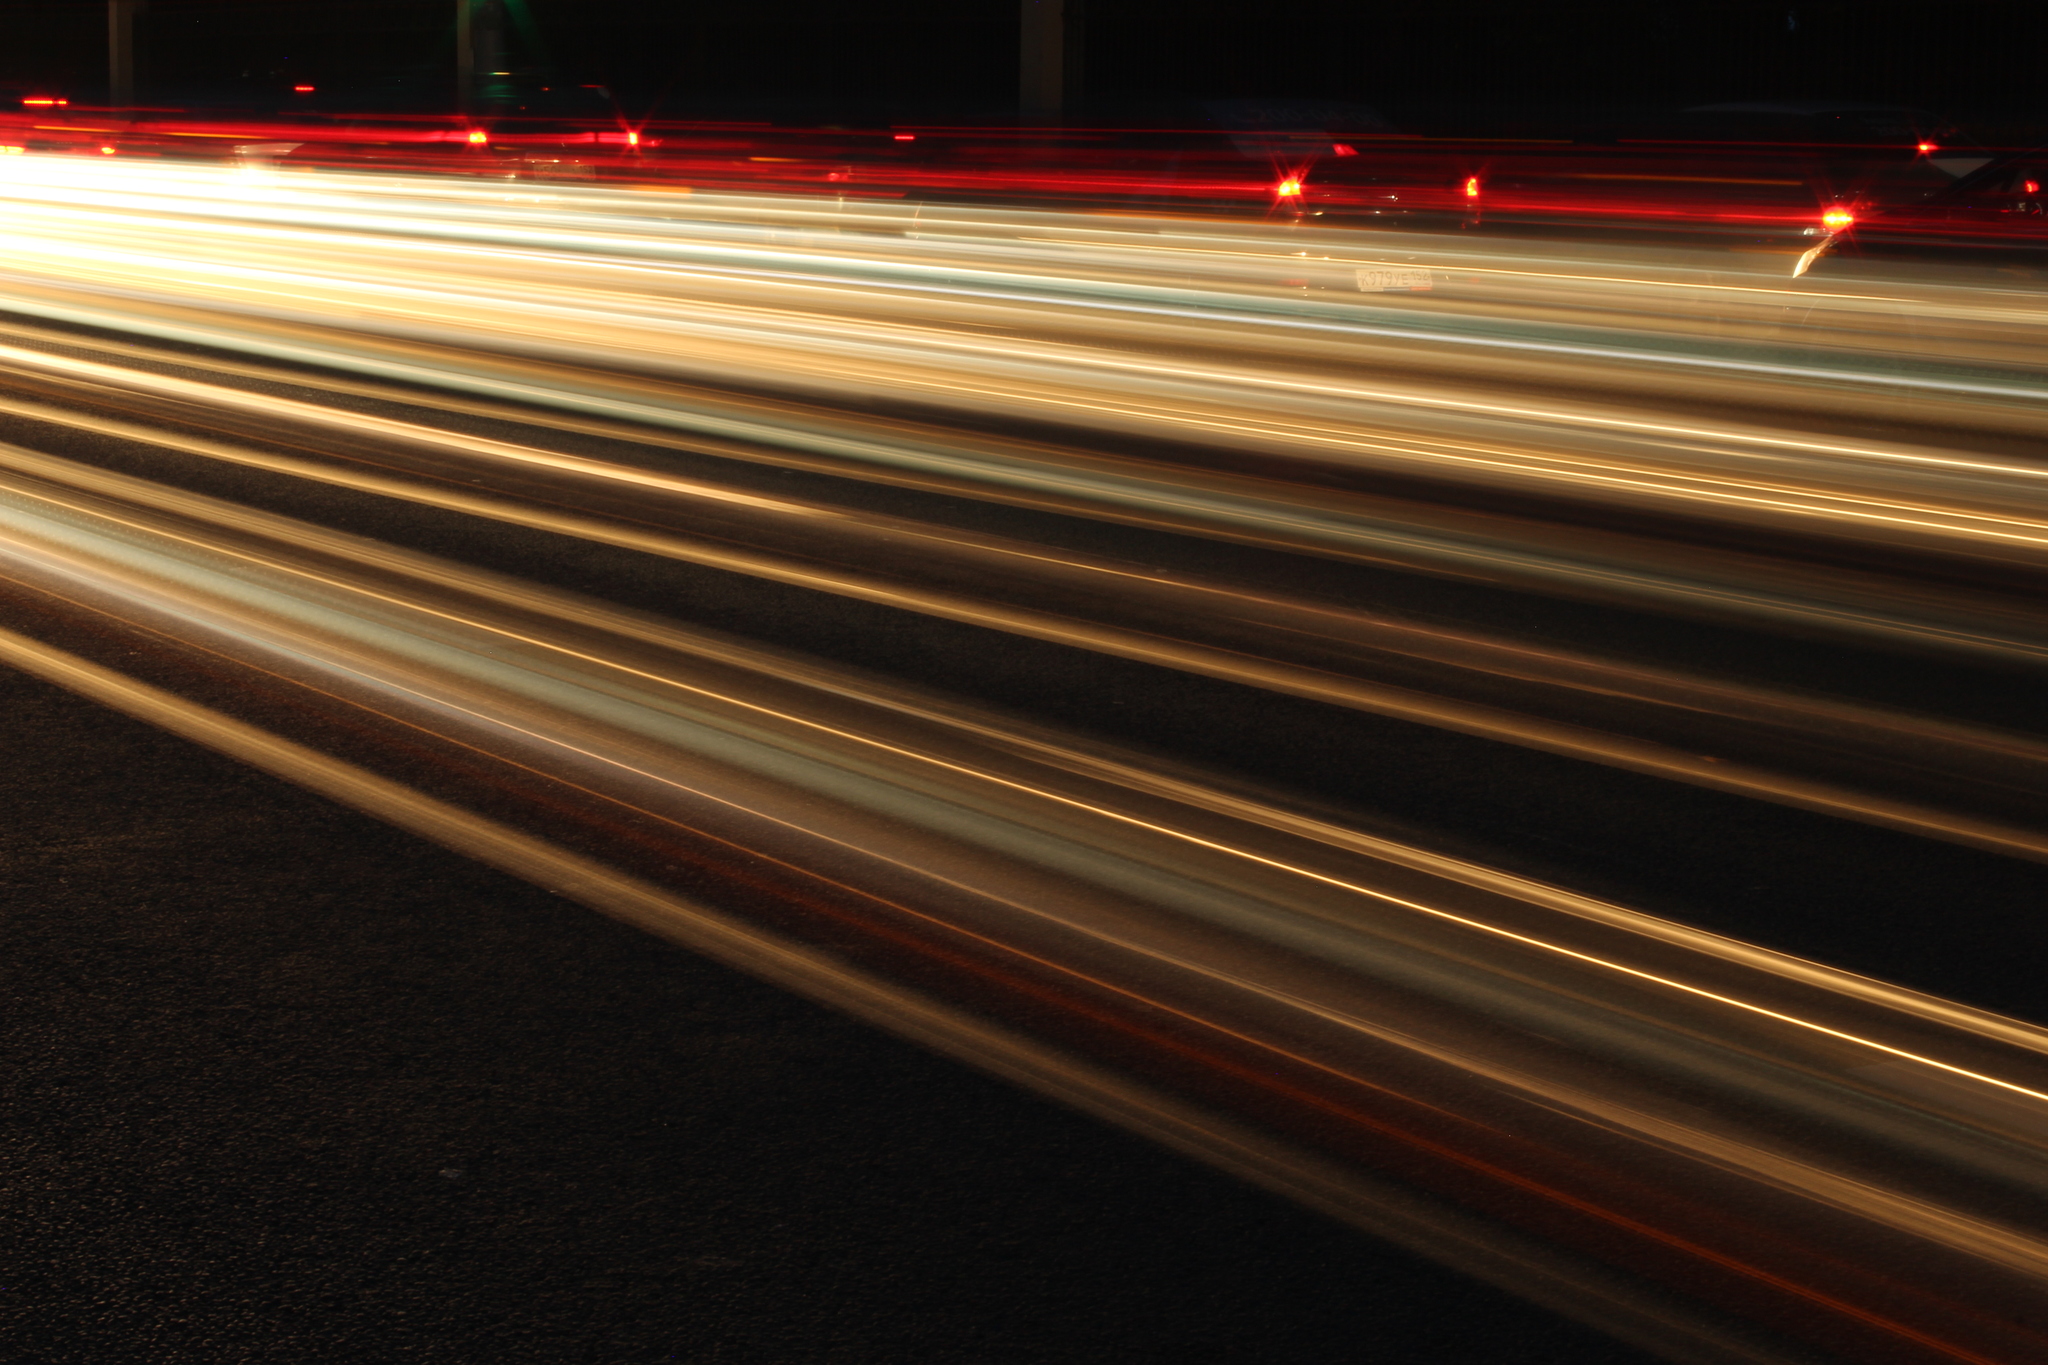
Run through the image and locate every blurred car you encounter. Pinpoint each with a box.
[1806,148,2048,280]
[0,83,68,113]
[1679,102,1992,180]
[1445,103,1968,244]
[1680,102,1962,146]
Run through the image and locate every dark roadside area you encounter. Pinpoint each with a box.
[0,661,1659,1365]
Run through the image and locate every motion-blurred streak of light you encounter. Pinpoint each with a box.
[4,332,2043,565]
[1,393,2046,866]
[3,156,2047,411]
[4,162,2048,855]
[0,158,2040,436]
[5,214,2045,532]
[0,288,2047,678]
[3,450,2048,1362]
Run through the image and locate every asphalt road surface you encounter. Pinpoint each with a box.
[2,659,1659,1365]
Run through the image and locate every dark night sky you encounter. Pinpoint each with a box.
[0,0,2042,125]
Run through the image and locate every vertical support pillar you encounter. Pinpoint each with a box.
[1019,0,1062,120]
[456,0,474,115]
[458,0,509,115]
[108,0,138,111]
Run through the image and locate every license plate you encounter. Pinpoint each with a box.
[1357,267,1432,291]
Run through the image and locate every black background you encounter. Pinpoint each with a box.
[1,0,2044,127]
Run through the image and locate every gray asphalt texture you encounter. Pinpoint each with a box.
[0,662,1661,1365]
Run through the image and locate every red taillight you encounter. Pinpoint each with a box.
[1916,141,1938,153]
[1821,207,1855,231]
[0,145,23,156]
[626,130,641,147]
[1276,177,1303,197]
[1331,142,1357,156]
[1463,176,1480,198]
[2028,180,2041,195]
[99,146,116,155]
[293,84,315,94]
[893,133,915,141]
[466,129,488,145]
[22,97,56,106]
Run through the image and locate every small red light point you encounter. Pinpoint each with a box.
[1331,143,1357,156]
[466,129,488,145]
[1276,177,1303,196]
[626,130,641,146]
[893,133,915,141]
[1463,176,1481,198]
[1916,141,1938,153]
[1821,207,1855,231]
[2027,180,2041,195]
[293,84,315,94]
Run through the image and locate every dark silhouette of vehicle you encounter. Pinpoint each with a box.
[1810,147,2048,280]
